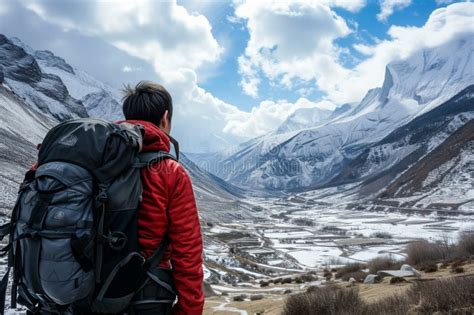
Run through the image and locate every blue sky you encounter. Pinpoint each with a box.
[189,0,464,111]
[0,0,471,152]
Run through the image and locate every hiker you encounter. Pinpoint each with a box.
[121,81,205,314]
[0,81,204,315]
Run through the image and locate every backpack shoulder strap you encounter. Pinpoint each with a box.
[134,151,175,268]
[134,151,177,169]
[144,236,170,269]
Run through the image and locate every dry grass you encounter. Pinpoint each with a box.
[282,286,363,315]
[283,276,474,315]
[363,294,410,315]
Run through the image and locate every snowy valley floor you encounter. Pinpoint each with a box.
[203,194,473,300]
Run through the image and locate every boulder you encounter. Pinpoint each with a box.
[400,264,421,277]
[363,274,378,284]
[0,66,4,84]
[378,264,421,279]
[378,270,417,278]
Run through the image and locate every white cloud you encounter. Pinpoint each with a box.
[337,2,474,103]
[322,0,367,12]
[235,0,352,98]
[20,0,222,76]
[235,1,474,106]
[377,0,412,22]
[223,98,335,138]
[0,2,10,15]
[16,0,325,152]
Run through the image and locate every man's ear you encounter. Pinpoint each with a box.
[160,110,170,132]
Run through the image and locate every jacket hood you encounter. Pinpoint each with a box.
[121,120,171,153]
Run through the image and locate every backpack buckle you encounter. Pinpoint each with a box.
[96,184,109,203]
[104,231,128,251]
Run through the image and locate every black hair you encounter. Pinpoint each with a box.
[122,81,173,126]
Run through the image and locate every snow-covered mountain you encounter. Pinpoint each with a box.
[379,116,474,211]
[6,35,123,121]
[213,35,474,191]
[276,107,333,134]
[0,35,88,120]
[0,34,250,222]
[333,85,474,199]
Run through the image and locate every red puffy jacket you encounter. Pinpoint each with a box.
[125,120,204,315]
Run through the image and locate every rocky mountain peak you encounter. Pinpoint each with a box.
[34,50,75,75]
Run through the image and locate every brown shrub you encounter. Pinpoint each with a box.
[323,270,333,280]
[406,240,450,265]
[457,231,474,257]
[370,231,393,239]
[419,262,438,273]
[233,294,247,302]
[367,256,403,274]
[440,261,449,269]
[451,259,466,268]
[300,273,318,282]
[282,277,292,284]
[390,277,407,284]
[284,275,474,315]
[260,281,269,287]
[335,263,365,279]
[282,286,364,315]
[250,294,264,301]
[409,277,474,313]
[451,266,465,274]
[341,271,368,282]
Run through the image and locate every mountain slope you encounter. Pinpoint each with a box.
[0,34,251,222]
[276,107,332,134]
[180,155,255,222]
[215,35,474,191]
[0,35,88,120]
[0,81,250,221]
[0,84,56,211]
[330,85,474,193]
[10,36,123,121]
[377,118,474,210]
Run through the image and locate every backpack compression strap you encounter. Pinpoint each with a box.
[134,151,177,168]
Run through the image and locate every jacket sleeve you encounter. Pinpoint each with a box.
[167,163,204,315]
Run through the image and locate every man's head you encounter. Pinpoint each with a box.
[122,81,173,134]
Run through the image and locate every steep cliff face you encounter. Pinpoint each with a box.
[0,34,88,120]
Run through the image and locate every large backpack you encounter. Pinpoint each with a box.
[0,118,177,314]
